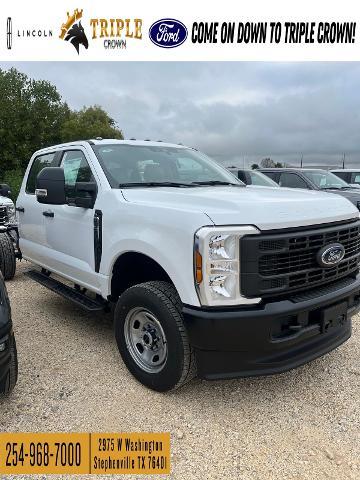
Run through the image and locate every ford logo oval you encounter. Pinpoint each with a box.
[316,243,345,268]
[149,18,188,48]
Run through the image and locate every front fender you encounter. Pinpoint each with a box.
[102,239,201,307]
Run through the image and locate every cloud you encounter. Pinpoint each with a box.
[1,61,360,167]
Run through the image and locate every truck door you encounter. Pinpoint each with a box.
[41,148,101,290]
[17,151,59,265]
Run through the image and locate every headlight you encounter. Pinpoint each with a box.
[194,226,260,306]
[6,204,16,224]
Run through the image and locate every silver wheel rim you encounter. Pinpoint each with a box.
[124,307,168,373]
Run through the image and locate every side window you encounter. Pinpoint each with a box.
[351,173,360,184]
[279,173,308,189]
[262,172,277,182]
[334,171,347,181]
[26,153,56,194]
[60,150,95,204]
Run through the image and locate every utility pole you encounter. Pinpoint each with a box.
[342,153,345,169]
[300,154,303,168]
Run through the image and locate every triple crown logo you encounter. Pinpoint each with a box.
[59,9,88,54]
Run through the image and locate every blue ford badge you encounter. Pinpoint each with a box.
[149,18,188,48]
[316,243,345,268]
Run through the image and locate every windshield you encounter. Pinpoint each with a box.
[92,144,242,187]
[249,170,279,187]
[301,170,350,189]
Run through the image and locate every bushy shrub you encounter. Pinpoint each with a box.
[1,169,24,202]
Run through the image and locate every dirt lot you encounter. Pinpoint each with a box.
[1,261,359,479]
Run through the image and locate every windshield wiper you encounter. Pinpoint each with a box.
[119,181,193,188]
[191,180,242,186]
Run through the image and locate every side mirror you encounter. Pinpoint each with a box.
[74,182,97,209]
[36,167,66,205]
[0,184,11,198]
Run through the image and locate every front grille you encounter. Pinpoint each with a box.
[0,206,8,226]
[240,220,360,298]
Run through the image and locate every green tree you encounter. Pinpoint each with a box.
[260,158,275,168]
[251,163,259,169]
[0,68,69,173]
[275,162,283,168]
[0,68,124,199]
[60,106,123,142]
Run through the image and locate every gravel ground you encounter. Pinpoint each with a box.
[0,261,359,480]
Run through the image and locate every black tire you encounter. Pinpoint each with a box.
[0,233,16,280]
[0,333,18,395]
[114,281,196,392]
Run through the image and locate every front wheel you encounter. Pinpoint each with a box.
[114,281,196,392]
[0,233,16,280]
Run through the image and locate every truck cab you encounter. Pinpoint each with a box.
[16,140,360,391]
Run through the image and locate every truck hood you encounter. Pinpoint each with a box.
[0,195,13,206]
[121,186,359,230]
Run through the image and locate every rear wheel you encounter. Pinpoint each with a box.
[0,233,16,280]
[114,281,196,392]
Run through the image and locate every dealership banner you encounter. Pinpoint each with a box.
[0,433,170,475]
[1,0,360,61]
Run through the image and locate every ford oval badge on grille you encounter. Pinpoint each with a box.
[149,19,188,48]
[316,243,345,268]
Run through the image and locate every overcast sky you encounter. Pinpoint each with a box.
[2,62,360,168]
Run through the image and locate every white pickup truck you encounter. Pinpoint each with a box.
[16,139,360,391]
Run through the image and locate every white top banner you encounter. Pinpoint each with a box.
[1,0,360,61]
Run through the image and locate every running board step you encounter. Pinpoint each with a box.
[25,269,107,312]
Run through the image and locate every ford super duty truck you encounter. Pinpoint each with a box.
[16,139,360,391]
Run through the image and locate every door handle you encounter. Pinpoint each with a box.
[43,210,54,218]
[16,206,25,213]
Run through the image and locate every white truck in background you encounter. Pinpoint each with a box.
[15,139,360,391]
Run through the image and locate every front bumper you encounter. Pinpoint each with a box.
[183,276,360,380]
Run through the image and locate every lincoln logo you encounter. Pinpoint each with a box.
[7,17,12,50]
[317,243,345,268]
